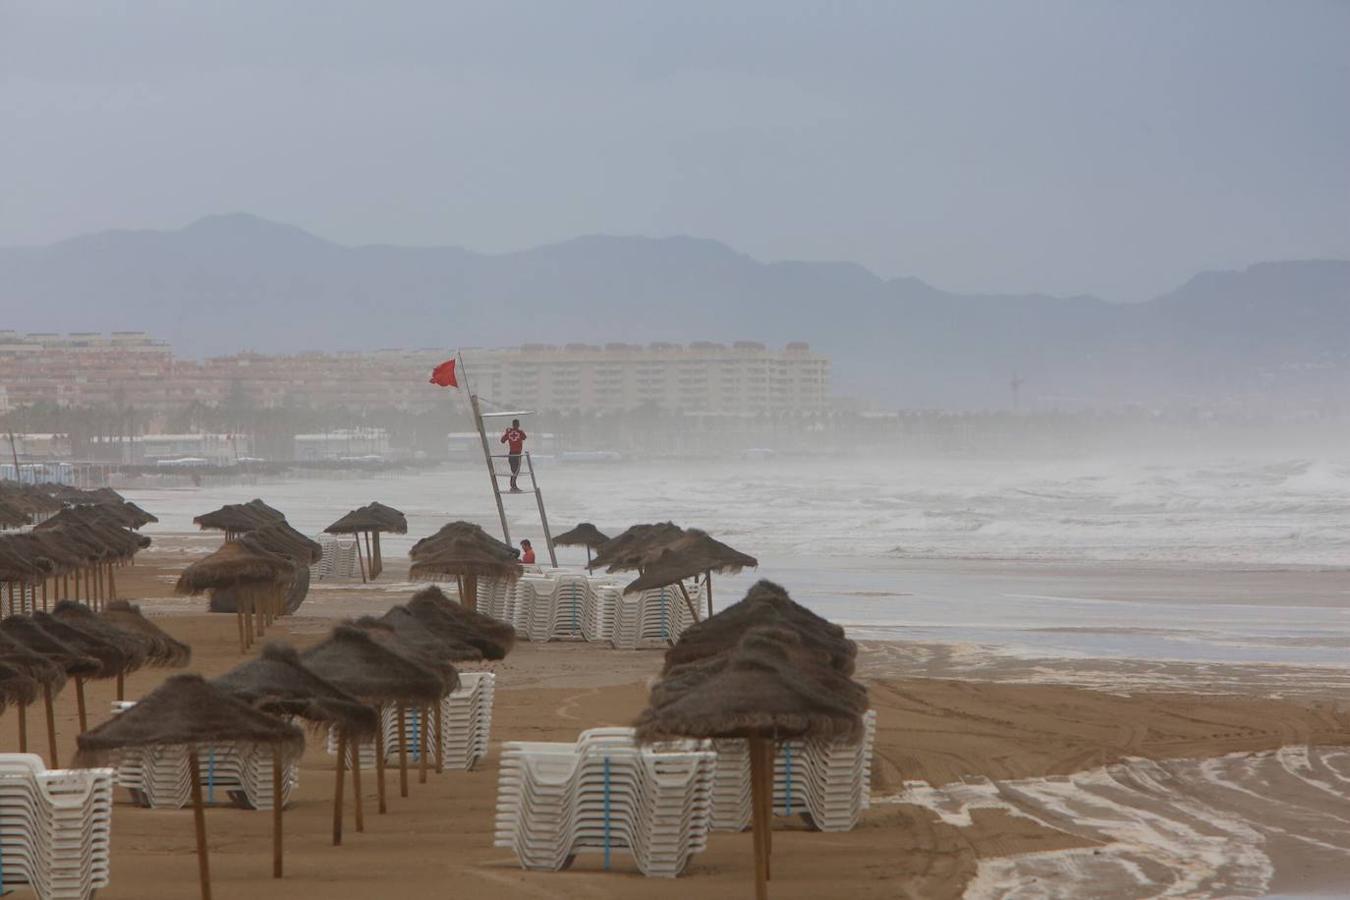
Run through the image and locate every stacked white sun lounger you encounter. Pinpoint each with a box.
[2,583,37,616]
[478,573,704,647]
[109,702,298,811]
[310,534,360,580]
[326,672,496,771]
[0,753,114,899]
[494,727,715,877]
[709,710,876,832]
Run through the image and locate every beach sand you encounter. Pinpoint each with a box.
[6,539,1350,899]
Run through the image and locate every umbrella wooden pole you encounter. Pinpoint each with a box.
[17,702,27,752]
[766,744,777,874]
[272,747,284,878]
[5,582,12,616]
[254,587,264,638]
[748,737,770,900]
[706,570,714,618]
[372,531,382,579]
[41,577,47,612]
[351,738,365,833]
[116,671,125,701]
[43,684,58,767]
[188,750,213,900]
[236,602,247,654]
[397,704,409,797]
[418,706,429,784]
[75,675,88,732]
[374,723,388,814]
[107,562,116,600]
[332,730,346,846]
[434,702,444,774]
[465,576,478,613]
[354,533,368,584]
[363,533,374,578]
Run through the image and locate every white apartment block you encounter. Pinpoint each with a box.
[459,341,829,415]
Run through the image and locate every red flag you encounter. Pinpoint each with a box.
[429,358,458,387]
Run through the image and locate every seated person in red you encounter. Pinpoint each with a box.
[520,539,536,565]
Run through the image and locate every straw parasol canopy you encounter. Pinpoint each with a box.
[192,500,284,535]
[552,523,611,548]
[77,673,305,762]
[589,522,687,572]
[0,661,39,714]
[623,530,757,592]
[240,522,323,566]
[380,606,484,663]
[300,624,446,706]
[661,580,856,676]
[76,673,307,896]
[347,617,461,692]
[325,502,408,535]
[407,585,515,659]
[636,625,867,744]
[52,601,153,675]
[0,616,101,679]
[101,600,192,668]
[0,502,29,529]
[410,521,516,560]
[0,630,67,694]
[30,612,131,681]
[213,643,379,739]
[175,540,293,595]
[408,538,523,581]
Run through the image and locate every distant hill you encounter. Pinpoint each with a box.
[1,213,1347,409]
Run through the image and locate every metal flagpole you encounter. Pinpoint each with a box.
[459,352,512,547]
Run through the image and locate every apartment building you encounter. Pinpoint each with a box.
[0,331,182,410]
[0,333,830,417]
[459,342,829,415]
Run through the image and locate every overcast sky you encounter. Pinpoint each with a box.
[2,1,1347,300]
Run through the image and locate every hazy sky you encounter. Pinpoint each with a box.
[2,1,1347,300]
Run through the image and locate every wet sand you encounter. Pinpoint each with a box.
[6,539,1349,899]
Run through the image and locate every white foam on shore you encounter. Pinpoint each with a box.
[884,748,1350,898]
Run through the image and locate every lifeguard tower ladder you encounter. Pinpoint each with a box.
[469,392,558,566]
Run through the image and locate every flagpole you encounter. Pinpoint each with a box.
[459,351,512,549]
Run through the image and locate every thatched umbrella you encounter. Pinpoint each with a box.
[325,502,408,581]
[408,535,522,613]
[381,606,484,663]
[176,541,293,653]
[406,585,515,660]
[236,522,322,616]
[5,530,88,611]
[553,522,610,567]
[589,522,686,572]
[215,642,380,856]
[302,625,446,830]
[662,581,856,676]
[76,674,305,899]
[0,660,38,718]
[636,625,867,900]
[0,615,99,766]
[53,599,153,700]
[0,540,52,616]
[31,611,135,734]
[0,502,28,529]
[193,500,283,541]
[34,514,149,607]
[347,617,458,787]
[101,599,192,670]
[0,630,60,753]
[615,528,757,619]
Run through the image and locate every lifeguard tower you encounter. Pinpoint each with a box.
[467,392,557,566]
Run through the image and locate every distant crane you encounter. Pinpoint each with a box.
[1010,374,1025,411]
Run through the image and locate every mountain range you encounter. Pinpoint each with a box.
[1,213,1347,409]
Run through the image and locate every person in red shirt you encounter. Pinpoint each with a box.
[520,539,536,565]
[500,418,527,492]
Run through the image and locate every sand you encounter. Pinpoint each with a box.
[5,540,1349,899]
